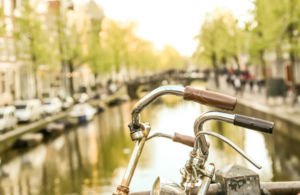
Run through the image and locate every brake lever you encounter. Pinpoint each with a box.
[196,131,262,169]
[147,132,173,140]
[148,131,261,169]
[147,132,195,148]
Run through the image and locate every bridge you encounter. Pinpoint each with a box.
[125,69,209,99]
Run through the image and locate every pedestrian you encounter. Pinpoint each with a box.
[249,79,254,92]
[233,76,241,95]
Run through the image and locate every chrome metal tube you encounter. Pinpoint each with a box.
[193,111,235,155]
[197,163,215,195]
[197,131,261,169]
[147,132,173,141]
[131,85,185,125]
[119,137,147,193]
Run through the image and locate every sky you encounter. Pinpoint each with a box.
[75,0,254,56]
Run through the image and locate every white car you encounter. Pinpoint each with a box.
[62,97,74,110]
[15,99,42,122]
[42,97,62,115]
[0,106,17,132]
[68,103,97,124]
[74,93,89,103]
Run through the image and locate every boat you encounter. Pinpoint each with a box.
[68,103,97,124]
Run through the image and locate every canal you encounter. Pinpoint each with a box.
[0,98,299,195]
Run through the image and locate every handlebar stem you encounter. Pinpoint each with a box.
[197,163,215,195]
[116,123,151,195]
[193,111,235,154]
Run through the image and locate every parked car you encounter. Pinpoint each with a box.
[42,97,62,115]
[68,103,97,124]
[62,97,74,110]
[15,99,42,122]
[74,93,89,103]
[0,106,17,132]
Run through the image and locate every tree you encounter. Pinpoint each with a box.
[90,18,183,78]
[100,20,136,73]
[222,15,245,70]
[194,10,240,87]
[249,0,282,79]
[158,45,185,70]
[99,19,161,76]
[250,0,300,103]
[277,0,300,104]
[14,0,50,98]
[0,6,4,35]
[126,35,158,73]
[54,4,86,96]
[87,19,103,76]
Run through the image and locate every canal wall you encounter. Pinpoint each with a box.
[0,94,122,154]
[0,112,67,153]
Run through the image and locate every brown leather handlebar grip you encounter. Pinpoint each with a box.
[183,86,237,111]
[172,132,195,147]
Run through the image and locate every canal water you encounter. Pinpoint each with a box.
[0,99,299,195]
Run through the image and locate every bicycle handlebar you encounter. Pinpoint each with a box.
[233,114,274,134]
[131,85,185,127]
[131,85,237,128]
[183,86,237,110]
[194,111,274,155]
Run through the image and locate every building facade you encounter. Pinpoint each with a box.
[0,0,21,105]
[0,0,104,105]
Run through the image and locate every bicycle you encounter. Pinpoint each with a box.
[114,85,300,195]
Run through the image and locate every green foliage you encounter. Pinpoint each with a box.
[158,45,185,70]
[99,20,137,72]
[193,2,300,69]
[86,19,104,74]
[55,9,85,68]
[93,19,184,75]
[14,0,50,66]
[274,0,300,54]
[5,1,185,78]
[126,37,158,71]
[0,6,4,36]
[247,0,282,64]
[247,0,300,82]
[193,10,244,68]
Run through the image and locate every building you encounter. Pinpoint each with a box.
[0,0,104,104]
[0,0,71,103]
[0,0,21,105]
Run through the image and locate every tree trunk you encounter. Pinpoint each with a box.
[94,72,98,84]
[212,52,220,88]
[221,56,227,66]
[233,55,241,70]
[288,0,298,104]
[67,60,75,96]
[30,37,39,99]
[259,49,267,80]
[32,63,38,98]
[289,51,297,104]
[275,46,284,78]
[113,48,120,73]
[259,49,268,97]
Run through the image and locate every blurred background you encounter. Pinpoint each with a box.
[0,0,300,194]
